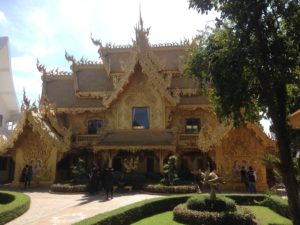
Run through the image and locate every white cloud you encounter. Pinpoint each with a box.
[11,55,42,103]
[0,10,6,23]
[11,55,39,73]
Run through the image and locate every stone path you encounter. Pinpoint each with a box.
[4,189,163,225]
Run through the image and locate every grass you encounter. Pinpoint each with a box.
[132,211,184,225]
[242,206,292,225]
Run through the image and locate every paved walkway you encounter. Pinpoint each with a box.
[3,188,163,225]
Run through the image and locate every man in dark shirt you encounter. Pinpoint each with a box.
[104,167,114,200]
[247,166,257,193]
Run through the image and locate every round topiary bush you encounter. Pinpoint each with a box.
[173,203,257,225]
[187,195,236,212]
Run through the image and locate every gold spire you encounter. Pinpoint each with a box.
[134,5,151,50]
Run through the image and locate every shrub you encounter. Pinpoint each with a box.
[258,195,290,218]
[0,192,15,204]
[225,194,266,205]
[0,191,30,225]
[74,195,191,225]
[71,158,88,184]
[144,184,198,194]
[50,183,87,192]
[187,195,236,212]
[173,203,257,225]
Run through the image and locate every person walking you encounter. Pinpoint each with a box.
[240,166,248,191]
[247,166,256,193]
[88,163,99,195]
[104,167,114,200]
[27,165,33,188]
[20,165,29,189]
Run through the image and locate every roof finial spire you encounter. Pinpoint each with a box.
[139,3,143,30]
[134,4,151,49]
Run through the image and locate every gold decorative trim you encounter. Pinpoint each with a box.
[93,145,176,151]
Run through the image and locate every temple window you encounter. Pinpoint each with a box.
[0,115,3,127]
[132,107,149,129]
[185,118,200,133]
[87,120,102,134]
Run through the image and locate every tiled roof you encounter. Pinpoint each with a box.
[45,79,103,108]
[98,130,176,146]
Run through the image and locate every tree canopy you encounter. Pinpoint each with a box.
[186,0,300,224]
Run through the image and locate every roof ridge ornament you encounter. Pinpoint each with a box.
[133,6,151,51]
[65,51,77,65]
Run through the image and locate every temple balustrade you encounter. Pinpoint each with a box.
[74,134,103,146]
[177,133,199,148]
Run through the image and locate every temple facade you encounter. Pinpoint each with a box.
[0,19,276,191]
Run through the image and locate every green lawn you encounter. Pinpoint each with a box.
[243,206,292,225]
[132,206,292,225]
[132,211,184,225]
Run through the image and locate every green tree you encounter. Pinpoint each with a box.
[187,1,300,224]
[160,155,179,186]
[71,158,88,184]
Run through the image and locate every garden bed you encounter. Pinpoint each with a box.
[50,183,87,193]
[144,184,198,194]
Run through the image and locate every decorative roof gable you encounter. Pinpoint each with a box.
[94,16,180,108]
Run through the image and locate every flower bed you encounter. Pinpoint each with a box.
[0,191,30,225]
[50,183,87,192]
[144,184,198,194]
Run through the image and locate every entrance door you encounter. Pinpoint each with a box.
[113,158,122,172]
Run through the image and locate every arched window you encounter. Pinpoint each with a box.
[88,120,102,134]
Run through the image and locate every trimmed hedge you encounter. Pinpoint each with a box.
[187,195,236,212]
[225,194,266,205]
[144,184,198,194]
[259,195,290,219]
[173,203,257,225]
[74,195,192,225]
[0,191,30,225]
[50,183,87,192]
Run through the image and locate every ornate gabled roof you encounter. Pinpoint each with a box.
[98,16,180,108]
[198,122,275,152]
[0,107,71,155]
[38,15,207,112]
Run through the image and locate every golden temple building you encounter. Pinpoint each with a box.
[0,17,276,191]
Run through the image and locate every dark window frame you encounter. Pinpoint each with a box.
[0,114,3,127]
[132,107,150,130]
[87,119,102,134]
[185,118,201,134]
